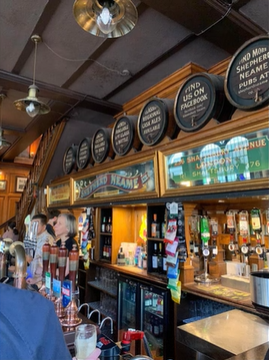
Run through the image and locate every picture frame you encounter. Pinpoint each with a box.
[0,180,7,191]
[15,177,27,193]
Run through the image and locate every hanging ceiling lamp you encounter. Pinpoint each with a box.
[0,94,11,150]
[14,35,50,118]
[73,0,138,38]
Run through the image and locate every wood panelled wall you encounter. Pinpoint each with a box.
[0,165,30,233]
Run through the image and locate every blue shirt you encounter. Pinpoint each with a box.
[0,283,72,360]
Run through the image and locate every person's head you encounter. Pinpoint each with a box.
[47,210,61,226]
[54,213,77,238]
[8,221,18,235]
[32,214,47,236]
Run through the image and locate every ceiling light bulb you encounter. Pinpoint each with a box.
[97,6,116,34]
[26,102,40,118]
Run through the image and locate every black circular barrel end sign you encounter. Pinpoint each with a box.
[225,35,269,111]
[112,116,134,156]
[138,99,167,146]
[174,74,214,132]
[76,137,91,169]
[63,145,77,175]
[91,129,109,164]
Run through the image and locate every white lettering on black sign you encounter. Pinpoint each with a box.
[139,102,165,145]
[225,36,269,109]
[233,46,269,98]
[64,148,74,173]
[113,118,132,155]
[176,79,210,129]
[78,140,89,168]
[93,131,107,162]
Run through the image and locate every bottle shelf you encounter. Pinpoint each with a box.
[88,280,117,298]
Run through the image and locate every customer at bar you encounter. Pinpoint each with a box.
[46,209,61,239]
[26,214,54,287]
[54,213,78,253]
[0,283,101,360]
[54,213,78,278]
[2,221,19,242]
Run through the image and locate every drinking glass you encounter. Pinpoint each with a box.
[74,324,97,360]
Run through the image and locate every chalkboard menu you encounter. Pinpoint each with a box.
[137,99,168,146]
[174,73,234,132]
[112,116,138,156]
[76,137,91,169]
[63,144,77,174]
[91,128,112,163]
[225,35,269,111]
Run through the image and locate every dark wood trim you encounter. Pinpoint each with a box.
[0,70,122,115]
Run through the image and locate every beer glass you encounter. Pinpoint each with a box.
[74,324,97,360]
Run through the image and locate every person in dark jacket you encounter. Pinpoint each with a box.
[0,283,101,360]
[0,283,72,360]
[46,209,61,239]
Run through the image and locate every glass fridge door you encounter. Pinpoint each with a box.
[117,277,138,342]
[140,285,165,360]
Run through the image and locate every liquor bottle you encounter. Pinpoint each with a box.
[200,216,210,258]
[143,252,147,270]
[210,217,218,259]
[250,208,263,257]
[107,238,111,261]
[102,238,107,259]
[88,208,95,240]
[152,243,158,271]
[106,216,112,233]
[162,245,167,273]
[101,216,107,233]
[161,214,166,238]
[153,316,160,337]
[226,210,236,254]
[151,214,160,238]
[158,242,163,274]
[117,246,125,265]
[239,210,249,255]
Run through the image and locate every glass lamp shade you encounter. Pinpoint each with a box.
[73,0,138,38]
[14,85,50,117]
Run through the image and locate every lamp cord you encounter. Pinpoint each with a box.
[33,39,38,86]
[43,41,127,76]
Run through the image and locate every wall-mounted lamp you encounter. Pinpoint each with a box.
[73,0,138,38]
[14,35,50,118]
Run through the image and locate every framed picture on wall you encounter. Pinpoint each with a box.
[0,180,7,191]
[15,177,27,193]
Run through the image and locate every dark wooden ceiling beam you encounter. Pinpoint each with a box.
[0,70,122,115]
[12,0,63,74]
